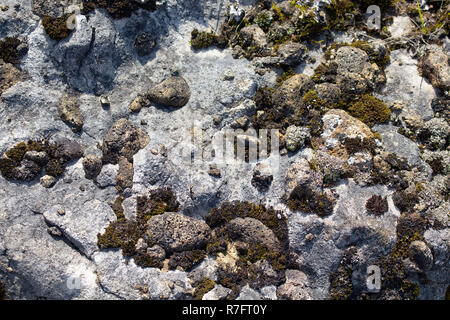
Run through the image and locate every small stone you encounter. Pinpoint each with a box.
[135,238,148,253]
[40,175,56,188]
[151,149,159,155]
[47,226,62,237]
[409,240,433,271]
[233,116,249,129]
[82,154,102,180]
[100,95,110,106]
[57,208,65,216]
[147,76,191,108]
[58,94,83,132]
[285,126,310,152]
[208,165,221,178]
[145,212,211,253]
[102,118,150,164]
[221,70,235,81]
[129,95,150,112]
[147,245,166,260]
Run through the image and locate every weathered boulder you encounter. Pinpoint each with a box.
[145,212,211,253]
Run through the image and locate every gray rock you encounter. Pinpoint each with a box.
[277,42,307,67]
[285,126,310,152]
[147,76,191,108]
[202,284,232,300]
[239,25,267,50]
[226,217,281,250]
[146,244,166,260]
[145,212,211,253]
[272,74,313,109]
[96,164,119,188]
[236,285,262,300]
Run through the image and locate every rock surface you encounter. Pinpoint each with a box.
[0,0,448,301]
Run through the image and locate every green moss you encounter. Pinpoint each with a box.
[329,247,356,300]
[271,2,285,21]
[5,142,28,162]
[190,29,218,50]
[255,11,273,32]
[285,185,336,216]
[168,250,206,271]
[82,0,157,19]
[302,90,327,111]
[45,159,64,177]
[325,0,356,31]
[0,37,26,64]
[276,68,295,85]
[42,14,74,41]
[111,195,125,220]
[0,140,62,181]
[348,94,391,126]
[193,277,215,300]
[136,187,179,222]
[291,9,322,41]
[97,220,124,249]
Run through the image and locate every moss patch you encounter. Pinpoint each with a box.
[42,14,74,41]
[193,277,215,300]
[190,29,218,50]
[82,0,157,19]
[205,201,292,295]
[168,250,206,271]
[285,185,336,216]
[0,37,27,65]
[98,187,183,269]
[329,247,356,300]
[348,94,391,126]
[366,195,388,215]
[0,140,76,181]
